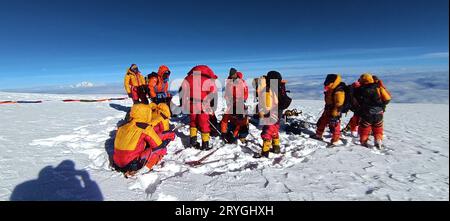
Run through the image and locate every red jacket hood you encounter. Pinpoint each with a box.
[236,72,243,79]
[188,65,218,79]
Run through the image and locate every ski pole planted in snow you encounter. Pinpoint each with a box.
[208,119,231,143]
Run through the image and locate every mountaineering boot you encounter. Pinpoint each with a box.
[329,137,341,147]
[254,139,272,158]
[201,133,212,150]
[239,137,247,144]
[360,141,369,148]
[310,133,323,141]
[271,138,281,154]
[190,136,200,149]
[254,150,270,158]
[375,140,383,150]
[124,170,138,178]
[272,145,281,154]
[201,141,212,151]
[190,127,200,149]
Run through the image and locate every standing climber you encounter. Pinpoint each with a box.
[255,71,290,158]
[180,65,218,150]
[312,74,346,146]
[124,64,149,104]
[343,80,362,137]
[220,69,249,143]
[356,73,392,149]
[148,65,172,104]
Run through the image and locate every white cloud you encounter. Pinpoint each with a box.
[422,52,449,58]
[284,71,449,104]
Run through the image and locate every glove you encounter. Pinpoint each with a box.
[161,132,176,141]
[160,140,171,149]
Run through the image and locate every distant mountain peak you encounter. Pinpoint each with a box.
[71,81,94,88]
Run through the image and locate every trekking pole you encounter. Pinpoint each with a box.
[208,120,231,143]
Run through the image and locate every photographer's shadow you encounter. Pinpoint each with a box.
[10,160,103,201]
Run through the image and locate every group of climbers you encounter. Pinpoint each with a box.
[115,63,392,177]
[179,65,291,158]
[312,73,391,149]
[112,102,175,177]
[123,64,172,105]
[115,64,175,177]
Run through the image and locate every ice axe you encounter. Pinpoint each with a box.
[185,148,219,167]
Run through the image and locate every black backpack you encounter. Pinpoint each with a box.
[360,83,384,114]
[278,82,292,111]
[264,71,292,111]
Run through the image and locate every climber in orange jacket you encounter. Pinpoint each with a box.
[312,74,346,145]
[148,65,172,104]
[124,64,149,104]
[356,73,392,149]
[113,103,175,177]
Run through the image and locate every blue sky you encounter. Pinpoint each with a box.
[0,0,448,89]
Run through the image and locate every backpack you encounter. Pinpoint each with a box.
[278,81,292,111]
[264,78,292,111]
[335,82,353,114]
[360,83,384,115]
